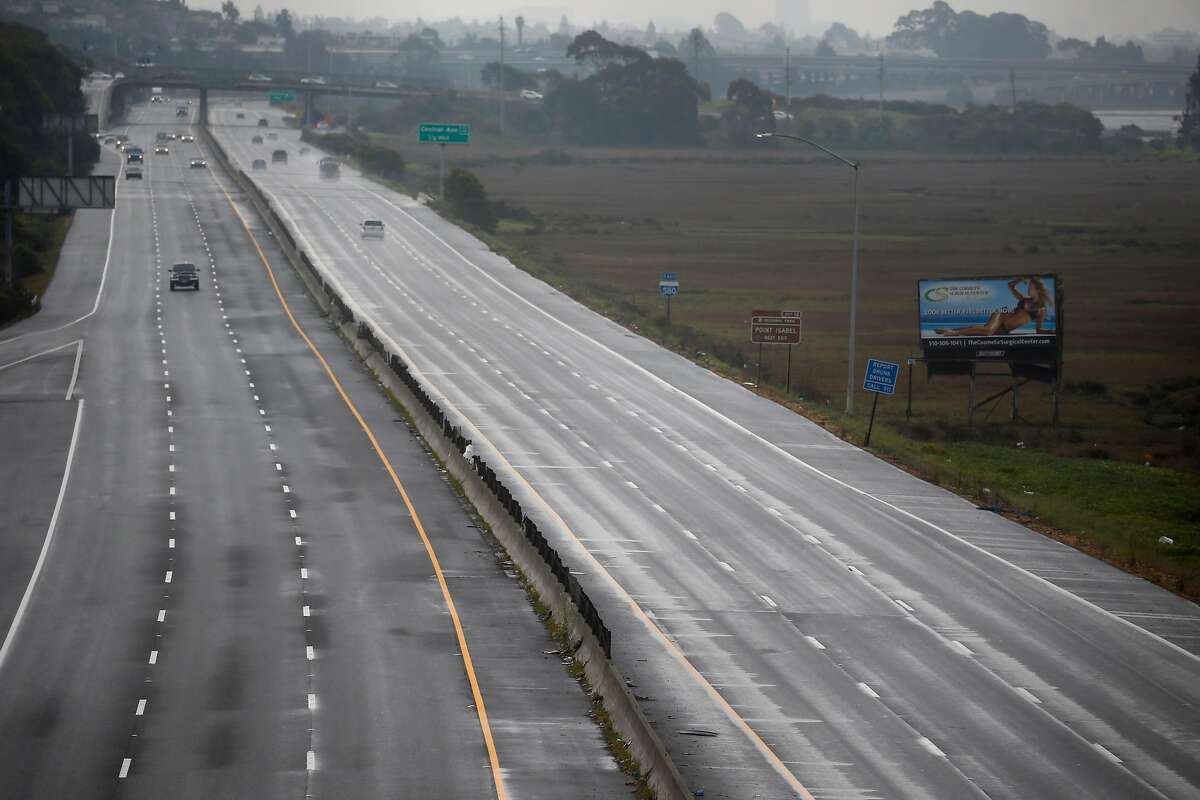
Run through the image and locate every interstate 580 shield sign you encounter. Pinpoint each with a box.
[918,275,1060,362]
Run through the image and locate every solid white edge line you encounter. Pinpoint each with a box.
[0,193,118,347]
[0,399,84,672]
[0,337,83,374]
[352,184,1200,666]
[66,339,83,399]
[918,736,947,757]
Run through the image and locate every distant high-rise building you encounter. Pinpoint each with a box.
[774,0,811,38]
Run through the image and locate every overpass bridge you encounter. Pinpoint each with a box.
[110,70,436,126]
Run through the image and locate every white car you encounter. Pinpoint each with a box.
[520,89,543,101]
[772,110,793,121]
[374,80,398,89]
[114,72,125,79]
[300,76,326,85]
[248,72,272,82]
[180,134,194,143]
[360,219,385,239]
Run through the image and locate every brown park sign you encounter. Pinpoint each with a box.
[750,309,802,344]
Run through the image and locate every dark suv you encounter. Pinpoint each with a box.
[169,262,200,291]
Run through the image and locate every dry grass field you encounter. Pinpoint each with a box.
[393,143,1200,594]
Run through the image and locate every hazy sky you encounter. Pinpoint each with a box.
[202,0,1200,40]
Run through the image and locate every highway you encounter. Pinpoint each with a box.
[208,97,1200,799]
[0,96,627,799]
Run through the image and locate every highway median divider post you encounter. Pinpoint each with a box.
[198,123,689,800]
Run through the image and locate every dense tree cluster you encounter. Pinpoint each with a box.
[888,2,1051,60]
[545,31,708,146]
[1056,37,1145,64]
[0,22,97,182]
[481,62,538,91]
[723,78,774,146]
[1180,55,1200,151]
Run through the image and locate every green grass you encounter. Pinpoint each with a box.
[825,410,1200,592]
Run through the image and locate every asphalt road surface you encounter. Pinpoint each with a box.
[208,97,1200,800]
[0,96,626,800]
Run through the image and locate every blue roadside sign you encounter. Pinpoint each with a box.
[863,358,900,395]
[659,272,679,297]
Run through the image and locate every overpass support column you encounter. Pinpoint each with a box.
[199,88,208,127]
[303,91,314,126]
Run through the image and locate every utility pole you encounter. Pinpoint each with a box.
[1009,67,1017,111]
[878,52,885,125]
[499,16,506,138]
[785,47,791,105]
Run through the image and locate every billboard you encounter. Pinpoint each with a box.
[919,275,1060,362]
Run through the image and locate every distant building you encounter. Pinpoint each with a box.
[775,0,811,38]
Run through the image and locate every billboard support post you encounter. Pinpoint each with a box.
[968,363,976,424]
[3,181,11,289]
[906,358,914,419]
[757,343,763,387]
[786,344,792,394]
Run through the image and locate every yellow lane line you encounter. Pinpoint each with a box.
[207,145,507,800]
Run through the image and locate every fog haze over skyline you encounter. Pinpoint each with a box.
[194,0,1200,40]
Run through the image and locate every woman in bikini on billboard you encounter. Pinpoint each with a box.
[935,276,1052,336]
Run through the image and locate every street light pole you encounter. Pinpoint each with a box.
[756,131,861,414]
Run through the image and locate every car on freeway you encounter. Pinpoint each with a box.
[248,72,272,82]
[151,95,162,103]
[374,80,398,89]
[155,144,169,154]
[319,157,340,178]
[176,106,188,117]
[299,75,326,85]
[127,151,144,163]
[189,158,207,169]
[114,72,125,79]
[169,262,200,291]
[251,135,264,144]
[236,112,246,119]
[252,158,267,170]
[180,134,194,143]
[156,131,168,141]
[772,109,793,121]
[520,89,543,101]
[360,219,385,239]
[314,120,330,130]
[271,149,288,164]
[257,118,269,127]
[267,132,278,140]
[126,166,143,180]
[104,136,115,145]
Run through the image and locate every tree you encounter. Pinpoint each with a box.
[566,29,646,67]
[1180,54,1200,151]
[888,2,1050,60]
[714,13,746,38]
[481,62,537,90]
[1057,36,1144,64]
[547,32,708,146]
[284,30,329,71]
[723,78,774,146]
[220,0,239,24]
[275,8,294,39]
[444,169,496,232]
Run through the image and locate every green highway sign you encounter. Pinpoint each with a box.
[418,123,471,144]
[269,91,295,103]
